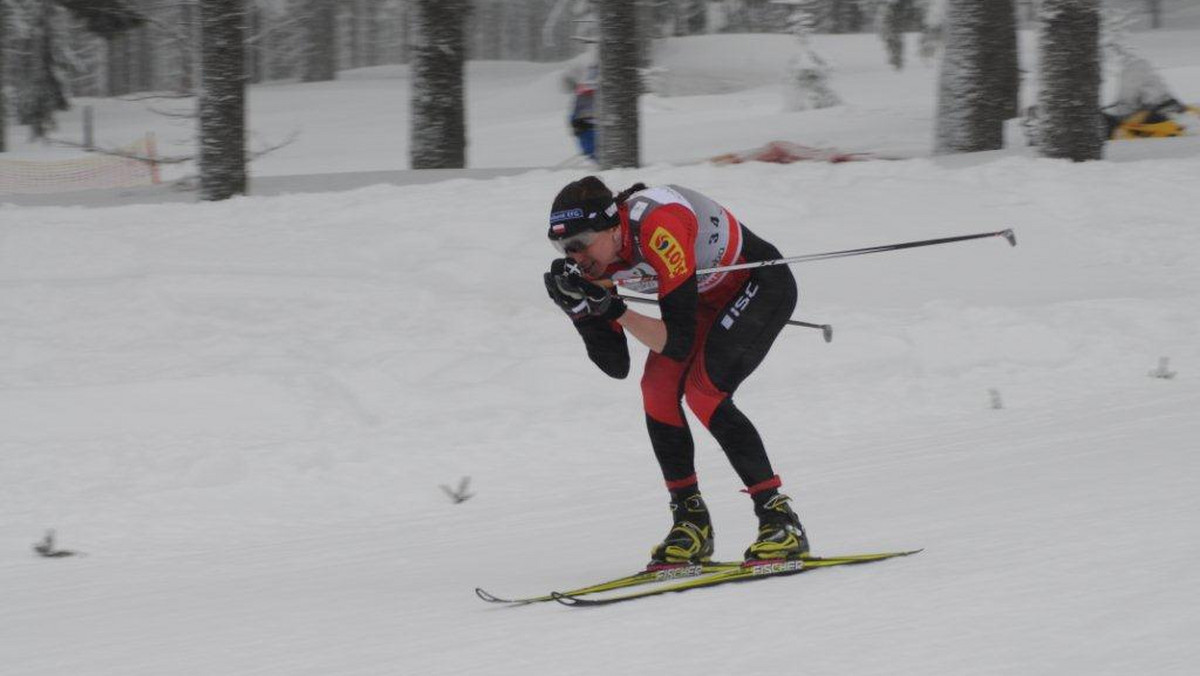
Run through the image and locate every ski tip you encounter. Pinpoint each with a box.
[475,587,515,604]
[877,548,923,558]
[801,548,924,563]
[550,591,582,607]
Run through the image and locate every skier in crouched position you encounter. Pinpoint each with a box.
[542,176,809,563]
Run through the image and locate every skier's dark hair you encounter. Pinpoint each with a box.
[553,177,646,213]
[615,182,648,204]
[552,176,613,218]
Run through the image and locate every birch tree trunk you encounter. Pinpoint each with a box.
[1036,0,1103,161]
[199,0,247,200]
[409,0,469,169]
[596,0,639,169]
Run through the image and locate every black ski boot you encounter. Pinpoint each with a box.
[649,492,714,564]
[744,493,810,561]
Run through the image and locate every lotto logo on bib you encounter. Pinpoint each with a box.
[649,228,688,279]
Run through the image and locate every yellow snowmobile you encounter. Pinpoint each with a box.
[1107,101,1200,140]
[1025,55,1198,145]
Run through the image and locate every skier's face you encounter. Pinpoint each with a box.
[567,225,621,279]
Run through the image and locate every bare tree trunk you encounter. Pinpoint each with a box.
[1036,0,1103,161]
[474,0,501,60]
[124,26,138,90]
[994,0,1020,119]
[829,0,864,33]
[180,1,196,92]
[364,0,381,65]
[136,18,155,91]
[596,0,640,169]
[199,0,247,200]
[500,0,533,61]
[302,0,337,81]
[409,0,469,169]
[1147,0,1162,29]
[0,0,7,153]
[348,0,362,68]
[635,0,655,69]
[246,2,262,83]
[106,33,129,96]
[933,0,1015,154]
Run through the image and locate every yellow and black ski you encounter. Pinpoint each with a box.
[476,551,920,606]
[476,560,740,605]
[550,550,922,607]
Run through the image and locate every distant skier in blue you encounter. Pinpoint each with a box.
[569,64,597,160]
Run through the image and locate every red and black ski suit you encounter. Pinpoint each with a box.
[571,185,797,496]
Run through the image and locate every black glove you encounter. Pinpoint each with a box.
[543,258,627,322]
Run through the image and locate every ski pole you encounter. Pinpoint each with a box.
[618,294,833,343]
[607,228,1016,288]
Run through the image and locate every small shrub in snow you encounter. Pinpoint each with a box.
[989,388,1004,410]
[440,476,474,504]
[1148,357,1176,380]
[32,530,81,558]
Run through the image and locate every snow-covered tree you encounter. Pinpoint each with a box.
[409,0,469,169]
[595,0,639,168]
[920,0,946,63]
[666,0,708,35]
[1100,3,1139,61]
[199,0,247,200]
[58,0,146,96]
[1035,0,1103,161]
[879,0,906,70]
[2,0,145,137]
[855,0,922,69]
[719,0,794,32]
[779,2,840,111]
[933,0,1018,154]
[12,1,71,139]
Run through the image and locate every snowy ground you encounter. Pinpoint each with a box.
[3,29,1200,676]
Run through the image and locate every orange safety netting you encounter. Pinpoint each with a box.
[0,135,161,195]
